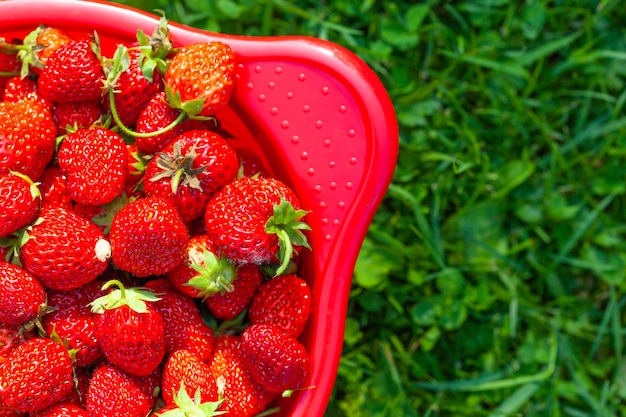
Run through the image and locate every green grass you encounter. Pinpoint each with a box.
[113,0,626,415]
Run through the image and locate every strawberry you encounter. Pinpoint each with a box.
[51,99,103,135]
[90,279,165,377]
[239,323,310,394]
[104,47,163,128]
[203,176,311,275]
[85,362,154,417]
[0,261,46,328]
[0,325,35,363]
[19,206,111,291]
[17,25,73,76]
[209,334,275,416]
[109,196,189,277]
[42,280,104,367]
[0,47,20,95]
[144,278,215,361]
[37,38,105,103]
[38,166,72,210]
[164,41,235,118]
[153,383,222,417]
[161,349,219,407]
[167,234,225,299]
[0,99,56,181]
[144,130,239,222]
[135,91,184,154]
[0,337,74,413]
[248,274,312,338]
[0,171,41,237]
[57,127,128,206]
[1,75,50,109]
[30,402,89,417]
[205,264,262,321]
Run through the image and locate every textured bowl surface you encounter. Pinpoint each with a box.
[0,1,399,415]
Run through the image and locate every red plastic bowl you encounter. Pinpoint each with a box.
[0,1,398,415]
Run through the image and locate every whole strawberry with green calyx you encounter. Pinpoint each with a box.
[161,349,219,407]
[144,130,239,222]
[164,41,236,118]
[0,261,47,328]
[239,323,311,394]
[37,37,105,103]
[0,171,41,238]
[0,99,56,181]
[167,234,236,299]
[16,24,73,77]
[19,206,111,291]
[204,176,311,276]
[90,279,166,377]
[155,382,225,417]
[109,196,189,277]
[85,362,154,417]
[0,337,74,413]
[57,126,128,206]
[248,274,312,338]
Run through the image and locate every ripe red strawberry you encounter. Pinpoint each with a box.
[38,166,72,210]
[205,264,262,321]
[144,278,215,361]
[104,47,164,128]
[167,234,225,299]
[135,91,184,154]
[209,334,275,416]
[161,349,219,407]
[57,127,128,206]
[0,48,20,95]
[30,402,89,417]
[2,76,51,109]
[0,171,41,237]
[45,280,106,362]
[85,362,154,417]
[0,337,74,413]
[52,99,103,135]
[37,38,105,103]
[90,279,165,376]
[204,176,311,275]
[0,99,56,180]
[0,261,46,328]
[0,325,35,364]
[17,25,73,76]
[19,206,111,291]
[109,196,189,277]
[248,274,312,338]
[239,323,310,393]
[144,130,239,222]
[164,41,235,118]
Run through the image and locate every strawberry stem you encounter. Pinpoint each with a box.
[108,87,186,138]
[266,198,312,276]
[89,279,161,314]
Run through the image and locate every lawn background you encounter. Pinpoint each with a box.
[112,1,626,416]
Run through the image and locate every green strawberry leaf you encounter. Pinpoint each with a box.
[188,250,237,298]
[89,279,161,314]
[266,198,312,276]
[156,382,225,417]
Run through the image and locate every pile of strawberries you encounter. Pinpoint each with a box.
[0,14,314,417]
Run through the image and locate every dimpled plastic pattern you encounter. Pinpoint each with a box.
[0,1,399,416]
